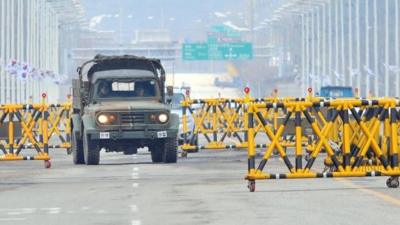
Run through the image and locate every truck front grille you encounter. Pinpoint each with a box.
[119,112,146,124]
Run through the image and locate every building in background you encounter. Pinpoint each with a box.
[0,0,85,103]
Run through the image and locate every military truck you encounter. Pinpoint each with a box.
[71,55,179,165]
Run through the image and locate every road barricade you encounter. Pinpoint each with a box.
[181,98,249,152]
[0,94,72,168]
[180,94,318,155]
[245,97,400,191]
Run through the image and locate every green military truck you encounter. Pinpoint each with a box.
[71,55,179,165]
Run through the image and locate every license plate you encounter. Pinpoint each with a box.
[100,132,110,139]
[157,131,167,138]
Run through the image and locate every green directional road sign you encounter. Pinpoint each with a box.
[182,42,253,60]
[182,43,209,60]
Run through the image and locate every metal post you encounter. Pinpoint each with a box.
[348,0,353,87]
[9,0,16,103]
[384,0,389,96]
[306,14,310,90]
[365,0,370,97]
[16,0,22,104]
[356,0,361,93]
[311,10,315,90]
[316,8,321,90]
[322,3,327,86]
[373,0,379,96]
[396,0,400,97]
[335,0,339,86]
[340,0,346,86]
[328,1,333,86]
[0,0,5,103]
[301,15,305,94]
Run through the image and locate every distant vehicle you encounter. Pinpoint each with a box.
[214,76,241,88]
[169,88,197,146]
[319,86,354,98]
[214,63,242,88]
[71,54,179,165]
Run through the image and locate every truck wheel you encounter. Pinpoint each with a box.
[150,141,163,163]
[163,138,177,163]
[72,132,85,164]
[83,130,100,165]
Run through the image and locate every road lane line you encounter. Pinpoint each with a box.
[0,218,26,221]
[131,172,139,179]
[337,178,400,206]
[129,205,138,213]
[131,220,141,225]
[80,206,90,211]
[95,210,106,214]
[7,211,22,215]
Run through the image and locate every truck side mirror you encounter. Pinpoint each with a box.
[81,81,90,105]
[166,86,173,104]
[166,86,174,97]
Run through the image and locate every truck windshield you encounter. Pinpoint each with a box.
[94,79,159,99]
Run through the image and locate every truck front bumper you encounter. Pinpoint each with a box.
[86,129,178,140]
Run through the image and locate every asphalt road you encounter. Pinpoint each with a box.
[1,148,400,225]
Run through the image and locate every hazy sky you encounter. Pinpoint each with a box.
[81,0,247,42]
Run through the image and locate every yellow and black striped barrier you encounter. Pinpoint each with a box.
[180,90,321,155]
[245,97,400,192]
[0,94,72,168]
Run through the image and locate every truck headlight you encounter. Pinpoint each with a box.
[97,113,117,124]
[158,113,169,123]
[97,114,109,124]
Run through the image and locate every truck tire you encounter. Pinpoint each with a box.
[150,141,163,163]
[163,138,177,163]
[72,132,85,164]
[83,130,100,165]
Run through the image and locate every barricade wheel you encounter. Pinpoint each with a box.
[181,151,188,158]
[386,177,399,188]
[248,180,256,192]
[44,160,51,169]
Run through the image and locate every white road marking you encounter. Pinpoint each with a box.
[7,211,22,215]
[80,206,90,211]
[132,183,139,188]
[133,167,139,172]
[21,208,36,213]
[131,220,142,225]
[131,172,139,179]
[0,218,26,221]
[129,205,138,213]
[40,207,61,214]
[48,209,60,214]
[40,207,60,211]
[95,210,106,214]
